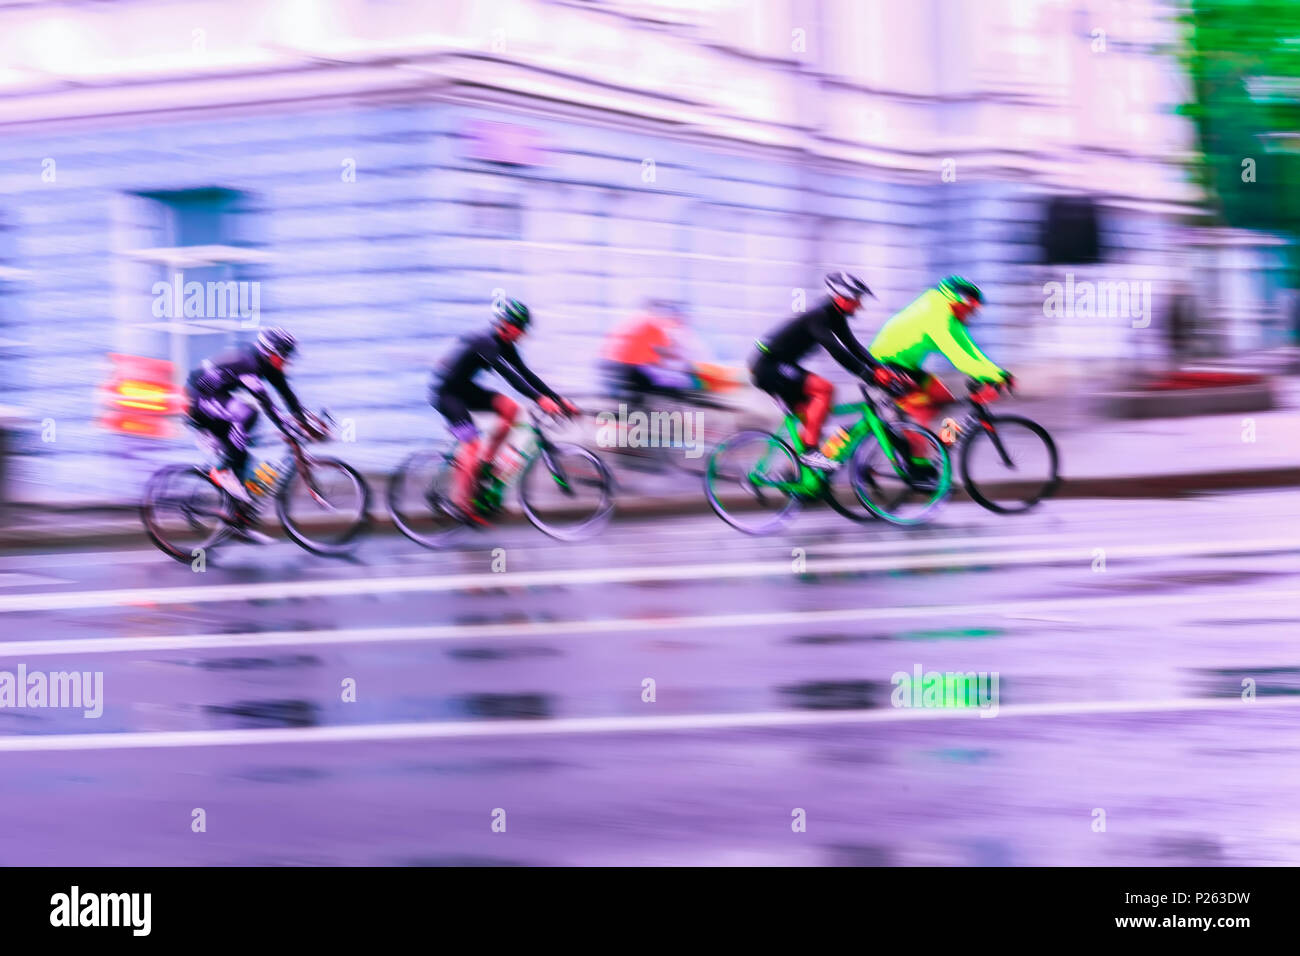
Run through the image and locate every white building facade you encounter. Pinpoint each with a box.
[0,0,1222,491]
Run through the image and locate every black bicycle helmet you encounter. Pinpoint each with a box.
[255,327,297,359]
[825,271,874,302]
[492,297,531,329]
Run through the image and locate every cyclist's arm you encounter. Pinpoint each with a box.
[812,312,875,378]
[238,374,293,432]
[833,314,880,369]
[262,363,308,421]
[929,315,1005,381]
[493,342,564,404]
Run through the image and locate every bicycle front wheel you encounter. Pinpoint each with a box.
[960,415,1059,514]
[849,423,951,526]
[276,457,371,555]
[519,443,614,541]
[140,465,233,562]
[385,449,467,549]
[704,430,803,535]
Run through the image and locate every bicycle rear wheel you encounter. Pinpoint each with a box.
[704,430,803,535]
[385,449,468,549]
[140,464,232,562]
[960,414,1059,514]
[849,423,951,525]
[276,457,371,555]
[519,442,614,540]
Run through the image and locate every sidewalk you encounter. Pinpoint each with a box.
[1,384,1296,549]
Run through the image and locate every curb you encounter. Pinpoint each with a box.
[1096,381,1276,419]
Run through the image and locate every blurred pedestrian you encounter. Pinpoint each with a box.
[1165,284,1193,368]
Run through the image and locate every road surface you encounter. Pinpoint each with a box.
[0,490,1296,865]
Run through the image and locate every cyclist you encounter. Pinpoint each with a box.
[868,275,1012,438]
[600,298,699,397]
[431,297,579,520]
[749,272,888,471]
[186,327,321,537]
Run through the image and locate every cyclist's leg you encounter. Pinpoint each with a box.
[196,397,252,504]
[483,392,518,467]
[752,356,813,445]
[895,372,949,461]
[452,438,480,515]
[435,390,483,514]
[227,399,258,483]
[799,373,832,450]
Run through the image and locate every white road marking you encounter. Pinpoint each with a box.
[1,694,1298,752]
[0,534,1294,614]
[0,586,1293,657]
[0,573,66,589]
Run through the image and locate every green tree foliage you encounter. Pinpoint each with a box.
[1181,0,1300,271]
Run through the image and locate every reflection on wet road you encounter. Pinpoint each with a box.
[0,491,1297,864]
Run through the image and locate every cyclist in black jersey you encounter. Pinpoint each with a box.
[750,272,894,470]
[431,298,579,519]
[186,328,322,536]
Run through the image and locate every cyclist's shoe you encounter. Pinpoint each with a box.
[234,524,276,545]
[209,467,252,504]
[449,491,490,527]
[229,503,274,544]
[799,450,841,472]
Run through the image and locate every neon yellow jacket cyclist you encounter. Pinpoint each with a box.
[868,280,1005,382]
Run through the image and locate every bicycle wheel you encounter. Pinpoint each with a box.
[385,449,468,549]
[519,442,614,541]
[704,430,803,535]
[822,454,880,523]
[276,457,371,555]
[665,400,728,477]
[849,422,951,525]
[960,414,1059,514]
[140,465,232,562]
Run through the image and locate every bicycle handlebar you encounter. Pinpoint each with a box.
[527,405,575,427]
[283,408,332,445]
[966,378,1014,399]
[861,371,916,400]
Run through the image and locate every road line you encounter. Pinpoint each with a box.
[0,573,66,589]
[2,694,1298,752]
[0,586,1294,657]
[0,534,1294,614]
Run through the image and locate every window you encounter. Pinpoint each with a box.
[112,188,267,388]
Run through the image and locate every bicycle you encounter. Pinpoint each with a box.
[387,407,614,547]
[938,379,1060,513]
[596,362,751,476]
[141,410,372,561]
[704,380,952,534]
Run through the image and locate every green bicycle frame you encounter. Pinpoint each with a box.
[753,398,909,497]
[474,418,565,511]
